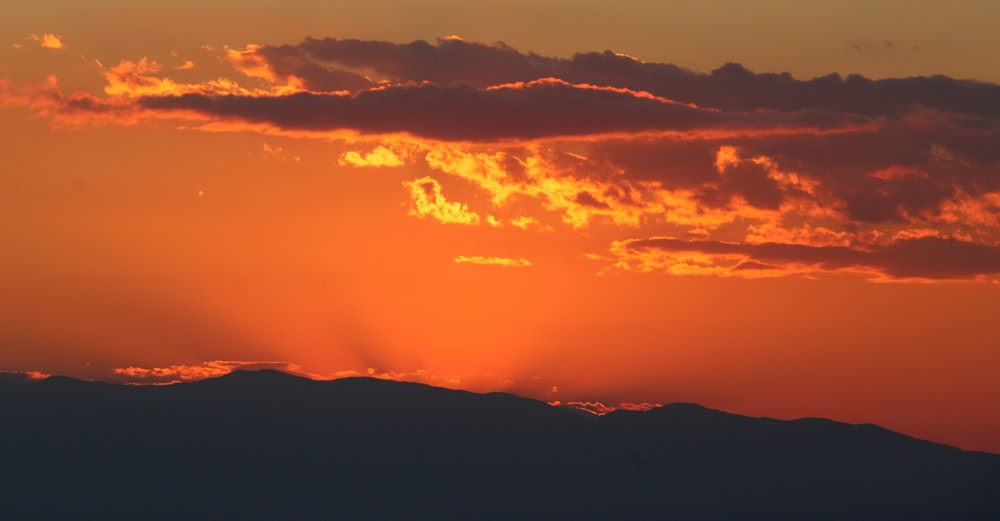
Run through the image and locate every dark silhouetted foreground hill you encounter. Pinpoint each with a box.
[1,370,997,520]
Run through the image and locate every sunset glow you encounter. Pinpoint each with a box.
[2,0,999,454]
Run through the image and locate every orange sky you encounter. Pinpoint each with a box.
[2,1,999,453]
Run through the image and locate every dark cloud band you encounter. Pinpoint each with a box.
[627,236,1000,279]
[254,37,1000,119]
[138,79,870,141]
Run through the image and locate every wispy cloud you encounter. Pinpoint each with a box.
[604,236,1000,281]
[454,256,533,267]
[26,33,64,49]
[0,369,51,383]
[109,360,320,384]
[259,142,301,162]
[338,145,407,167]
[402,176,481,225]
[108,361,465,388]
[551,400,662,415]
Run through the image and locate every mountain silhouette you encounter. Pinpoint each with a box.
[1,369,997,520]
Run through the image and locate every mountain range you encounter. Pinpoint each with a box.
[1,369,997,520]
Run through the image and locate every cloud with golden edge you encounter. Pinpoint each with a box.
[601,236,1000,281]
[225,44,307,92]
[134,78,873,141]
[423,146,688,229]
[233,37,1000,119]
[454,256,533,267]
[511,216,551,231]
[362,367,463,386]
[99,57,303,98]
[0,369,51,383]
[27,33,64,49]
[550,400,662,415]
[338,145,406,167]
[403,176,481,225]
[259,142,301,162]
[110,360,324,384]
[107,360,471,387]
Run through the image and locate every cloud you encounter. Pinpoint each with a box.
[402,176,480,225]
[607,236,1000,281]
[510,216,550,231]
[3,36,998,281]
[109,360,321,384]
[10,37,1000,134]
[422,145,705,229]
[108,361,471,388]
[361,367,462,387]
[243,37,1000,119]
[136,79,872,141]
[230,43,368,92]
[0,369,51,383]
[338,145,406,167]
[27,34,64,49]
[554,400,617,415]
[454,256,533,267]
[259,142,301,162]
[551,400,661,415]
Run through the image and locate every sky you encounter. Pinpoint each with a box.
[2,0,999,453]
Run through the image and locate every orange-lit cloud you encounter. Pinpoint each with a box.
[226,43,361,92]
[98,57,300,99]
[3,36,998,282]
[510,216,550,231]
[603,236,1000,281]
[0,369,51,383]
[551,400,662,415]
[402,176,481,225]
[454,256,533,267]
[361,367,463,387]
[26,33,65,49]
[108,362,467,388]
[338,145,407,167]
[259,142,301,162]
[0,75,141,127]
[422,146,691,229]
[109,360,322,384]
